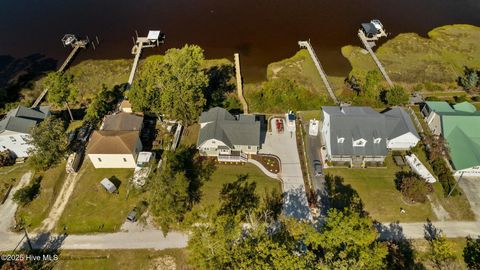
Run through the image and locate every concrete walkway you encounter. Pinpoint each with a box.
[0,172,32,233]
[377,221,480,240]
[247,159,279,179]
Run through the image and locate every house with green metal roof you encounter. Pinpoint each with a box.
[422,101,480,176]
[197,107,260,162]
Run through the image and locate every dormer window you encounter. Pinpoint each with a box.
[337,137,345,143]
[353,139,367,147]
[374,138,381,144]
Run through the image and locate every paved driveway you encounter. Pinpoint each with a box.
[0,172,32,233]
[260,118,311,221]
[459,177,480,220]
[305,128,328,215]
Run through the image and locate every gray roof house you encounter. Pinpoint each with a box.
[322,106,420,167]
[197,107,260,162]
[0,106,50,158]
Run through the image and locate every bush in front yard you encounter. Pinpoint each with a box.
[0,149,15,167]
[432,158,459,197]
[397,172,433,203]
[13,177,41,206]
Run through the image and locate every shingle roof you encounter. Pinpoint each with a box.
[197,107,260,148]
[86,130,139,155]
[361,23,380,35]
[101,112,143,131]
[0,106,49,134]
[323,106,418,157]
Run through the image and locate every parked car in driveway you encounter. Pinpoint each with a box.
[313,160,323,176]
[127,208,138,222]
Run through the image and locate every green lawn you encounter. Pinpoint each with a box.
[341,24,480,89]
[16,162,66,229]
[55,161,139,234]
[325,155,436,222]
[195,163,282,210]
[55,248,188,270]
[0,163,31,197]
[298,110,323,122]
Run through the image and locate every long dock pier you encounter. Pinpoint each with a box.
[127,32,162,87]
[234,53,249,114]
[298,41,339,105]
[357,30,394,88]
[31,39,88,108]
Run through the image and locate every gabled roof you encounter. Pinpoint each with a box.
[453,101,477,113]
[0,106,49,134]
[383,107,420,140]
[361,23,380,35]
[102,112,143,131]
[86,130,139,155]
[425,101,455,113]
[323,106,388,156]
[197,107,260,148]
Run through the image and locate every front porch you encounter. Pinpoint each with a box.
[217,150,248,163]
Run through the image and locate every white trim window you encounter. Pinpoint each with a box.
[353,139,367,147]
[374,138,382,144]
[337,137,345,143]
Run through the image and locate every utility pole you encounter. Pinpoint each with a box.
[447,171,464,198]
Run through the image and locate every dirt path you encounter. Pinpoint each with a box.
[38,172,81,232]
[0,171,32,232]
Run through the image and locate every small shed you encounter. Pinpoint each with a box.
[100,178,117,193]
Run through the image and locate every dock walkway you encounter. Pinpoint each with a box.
[234,53,249,114]
[31,40,88,108]
[357,30,394,88]
[298,41,339,105]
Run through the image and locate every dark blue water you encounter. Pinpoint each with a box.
[1,0,479,81]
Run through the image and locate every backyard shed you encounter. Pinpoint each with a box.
[100,178,117,193]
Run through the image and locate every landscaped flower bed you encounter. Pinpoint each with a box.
[251,154,280,173]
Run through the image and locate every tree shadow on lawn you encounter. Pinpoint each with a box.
[324,174,365,215]
[203,64,235,109]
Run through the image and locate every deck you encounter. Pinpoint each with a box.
[358,30,394,88]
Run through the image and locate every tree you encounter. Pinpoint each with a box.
[85,84,124,124]
[363,70,382,99]
[464,236,480,269]
[427,232,456,269]
[385,85,409,105]
[13,177,41,205]
[397,172,433,203]
[27,117,68,170]
[459,67,479,90]
[218,174,260,219]
[0,149,15,167]
[310,209,388,269]
[44,72,77,121]
[158,45,208,124]
[251,78,325,112]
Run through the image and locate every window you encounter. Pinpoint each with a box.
[337,137,344,143]
[123,158,127,162]
[9,136,16,142]
[353,139,366,147]
[98,158,102,162]
[247,145,252,150]
[374,138,381,144]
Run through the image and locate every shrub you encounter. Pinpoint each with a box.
[397,172,433,203]
[458,67,479,90]
[384,85,410,105]
[0,149,15,167]
[431,158,458,196]
[13,177,41,205]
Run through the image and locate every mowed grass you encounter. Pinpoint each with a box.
[180,123,200,147]
[342,24,480,87]
[0,163,31,196]
[55,248,188,270]
[16,162,66,229]
[55,161,139,234]
[325,156,436,222]
[195,163,282,210]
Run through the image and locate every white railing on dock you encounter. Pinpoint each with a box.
[298,40,339,105]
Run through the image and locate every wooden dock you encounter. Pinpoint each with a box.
[298,41,339,105]
[127,37,159,87]
[234,53,249,114]
[357,30,394,88]
[31,40,88,108]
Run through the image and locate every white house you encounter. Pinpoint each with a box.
[321,106,420,167]
[0,106,50,159]
[197,107,260,162]
[87,112,143,168]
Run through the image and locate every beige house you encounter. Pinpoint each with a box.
[87,112,143,168]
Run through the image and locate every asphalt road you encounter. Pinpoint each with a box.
[304,124,328,215]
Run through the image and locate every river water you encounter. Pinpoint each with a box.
[1,0,479,82]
